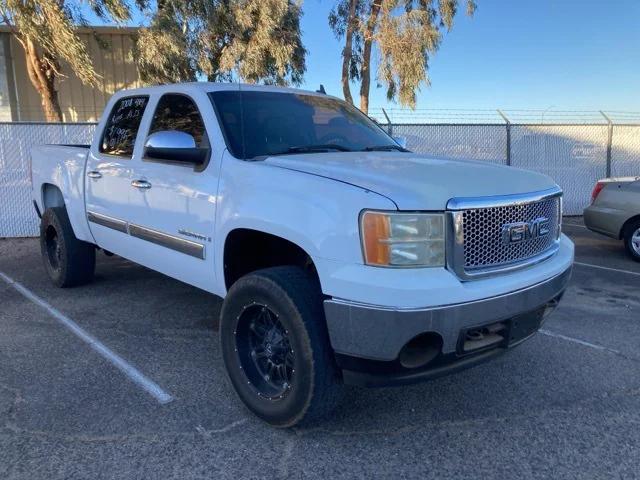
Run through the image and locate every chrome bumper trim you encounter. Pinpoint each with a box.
[323,265,572,362]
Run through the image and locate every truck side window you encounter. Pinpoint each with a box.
[148,94,209,148]
[100,96,149,157]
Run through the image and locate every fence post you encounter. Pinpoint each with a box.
[382,108,392,136]
[600,111,613,177]
[497,110,511,166]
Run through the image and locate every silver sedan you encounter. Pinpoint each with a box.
[584,177,640,261]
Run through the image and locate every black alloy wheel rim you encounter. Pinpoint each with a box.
[234,303,294,400]
[45,225,61,270]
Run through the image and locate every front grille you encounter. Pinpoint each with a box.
[461,196,560,271]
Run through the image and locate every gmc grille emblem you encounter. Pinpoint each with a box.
[501,217,550,245]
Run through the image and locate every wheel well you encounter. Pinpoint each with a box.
[42,184,65,210]
[620,215,640,239]
[223,229,319,290]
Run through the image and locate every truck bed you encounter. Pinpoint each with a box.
[31,144,92,243]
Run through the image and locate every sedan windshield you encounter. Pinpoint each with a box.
[209,90,402,160]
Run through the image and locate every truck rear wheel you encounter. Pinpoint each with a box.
[40,207,96,287]
[220,266,341,427]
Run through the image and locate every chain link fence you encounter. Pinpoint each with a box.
[0,123,96,237]
[391,124,508,164]
[509,125,609,215]
[393,123,640,215]
[0,121,639,237]
[611,125,640,177]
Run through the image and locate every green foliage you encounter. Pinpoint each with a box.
[135,0,306,86]
[329,0,476,110]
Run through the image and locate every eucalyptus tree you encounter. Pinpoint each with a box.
[135,0,306,86]
[330,0,476,113]
[0,0,144,122]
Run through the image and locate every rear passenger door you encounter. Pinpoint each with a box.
[124,92,220,292]
[85,95,149,256]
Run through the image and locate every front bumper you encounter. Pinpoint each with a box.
[324,265,572,386]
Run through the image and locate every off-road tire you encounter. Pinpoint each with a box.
[40,207,96,287]
[220,266,341,427]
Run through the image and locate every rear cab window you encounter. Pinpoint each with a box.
[100,96,149,157]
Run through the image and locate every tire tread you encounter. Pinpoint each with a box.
[221,266,341,427]
[40,207,95,287]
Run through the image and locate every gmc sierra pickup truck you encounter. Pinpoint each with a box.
[31,83,574,427]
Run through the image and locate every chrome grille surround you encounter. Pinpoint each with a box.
[446,187,562,280]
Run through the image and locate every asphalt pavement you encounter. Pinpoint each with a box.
[1,218,639,479]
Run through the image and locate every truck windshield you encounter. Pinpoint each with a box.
[209,90,402,160]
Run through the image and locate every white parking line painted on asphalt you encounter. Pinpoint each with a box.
[539,329,621,355]
[0,271,174,405]
[562,223,587,229]
[574,261,640,277]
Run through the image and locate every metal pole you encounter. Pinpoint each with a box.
[382,108,392,136]
[600,110,613,178]
[541,105,555,124]
[497,110,511,166]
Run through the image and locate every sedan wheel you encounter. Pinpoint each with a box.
[631,228,640,256]
[623,220,640,262]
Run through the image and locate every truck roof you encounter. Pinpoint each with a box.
[114,82,329,99]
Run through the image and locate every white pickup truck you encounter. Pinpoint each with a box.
[31,83,574,427]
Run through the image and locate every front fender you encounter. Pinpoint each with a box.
[215,153,396,294]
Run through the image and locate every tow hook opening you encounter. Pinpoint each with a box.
[461,322,507,354]
[542,293,564,320]
[398,332,443,369]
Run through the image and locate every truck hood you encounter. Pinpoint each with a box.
[264,152,557,210]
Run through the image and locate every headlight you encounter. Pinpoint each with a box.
[360,211,445,267]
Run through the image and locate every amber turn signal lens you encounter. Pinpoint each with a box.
[360,211,446,267]
[361,211,391,265]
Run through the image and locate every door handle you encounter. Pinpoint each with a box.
[87,170,102,179]
[131,179,152,189]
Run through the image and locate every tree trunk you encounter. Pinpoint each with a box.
[359,0,382,114]
[341,0,359,104]
[23,39,63,122]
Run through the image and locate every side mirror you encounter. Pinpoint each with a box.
[393,136,407,149]
[144,130,209,165]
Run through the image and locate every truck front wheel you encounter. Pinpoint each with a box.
[220,266,341,427]
[40,207,96,287]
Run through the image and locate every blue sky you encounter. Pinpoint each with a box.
[302,0,640,111]
[89,0,640,111]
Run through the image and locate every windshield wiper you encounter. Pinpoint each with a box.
[361,144,409,152]
[284,144,353,154]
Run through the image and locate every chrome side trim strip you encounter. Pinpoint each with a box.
[86,211,205,259]
[87,211,128,234]
[446,186,563,211]
[129,223,205,259]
